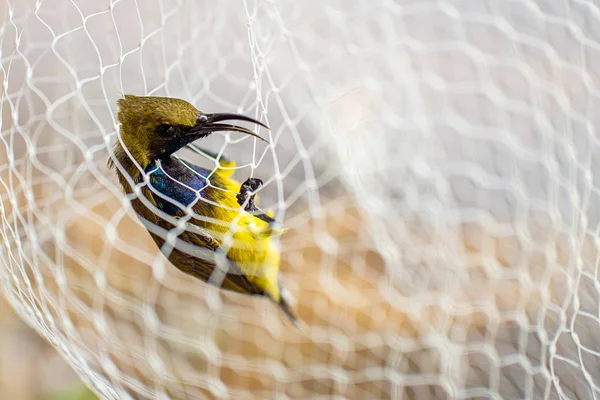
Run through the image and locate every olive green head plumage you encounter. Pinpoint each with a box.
[118,95,201,133]
[116,94,267,168]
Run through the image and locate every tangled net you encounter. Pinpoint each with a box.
[1,0,599,399]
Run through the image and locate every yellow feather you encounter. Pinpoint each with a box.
[199,169,282,302]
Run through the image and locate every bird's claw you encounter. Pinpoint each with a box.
[236,177,263,210]
[237,178,275,224]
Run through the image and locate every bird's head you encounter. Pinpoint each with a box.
[115,94,267,167]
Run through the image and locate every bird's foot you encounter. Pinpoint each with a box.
[237,178,275,224]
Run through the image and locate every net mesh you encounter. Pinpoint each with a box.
[1,0,599,398]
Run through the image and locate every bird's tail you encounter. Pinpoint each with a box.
[277,287,303,329]
[278,297,299,325]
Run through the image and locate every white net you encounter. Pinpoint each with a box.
[1,0,599,398]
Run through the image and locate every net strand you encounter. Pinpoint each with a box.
[1,0,599,399]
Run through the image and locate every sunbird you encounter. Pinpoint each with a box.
[109,95,297,323]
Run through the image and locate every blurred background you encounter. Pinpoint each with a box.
[0,0,599,399]
[0,298,96,399]
[0,1,95,398]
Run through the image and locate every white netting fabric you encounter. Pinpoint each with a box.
[1,0,599,398]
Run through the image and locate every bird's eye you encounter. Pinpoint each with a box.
[157,124,177,138]
[197,114,209,123]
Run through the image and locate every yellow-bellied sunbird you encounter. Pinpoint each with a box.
[109,95,297,323]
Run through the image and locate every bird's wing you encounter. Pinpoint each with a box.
[174,240,265,296]
[177,219,222,250]
[144,194,265,296]
[143,158,266,296]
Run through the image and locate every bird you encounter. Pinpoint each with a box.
[108,94,297,323]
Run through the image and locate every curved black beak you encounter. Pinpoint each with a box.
[189,113,269,142]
